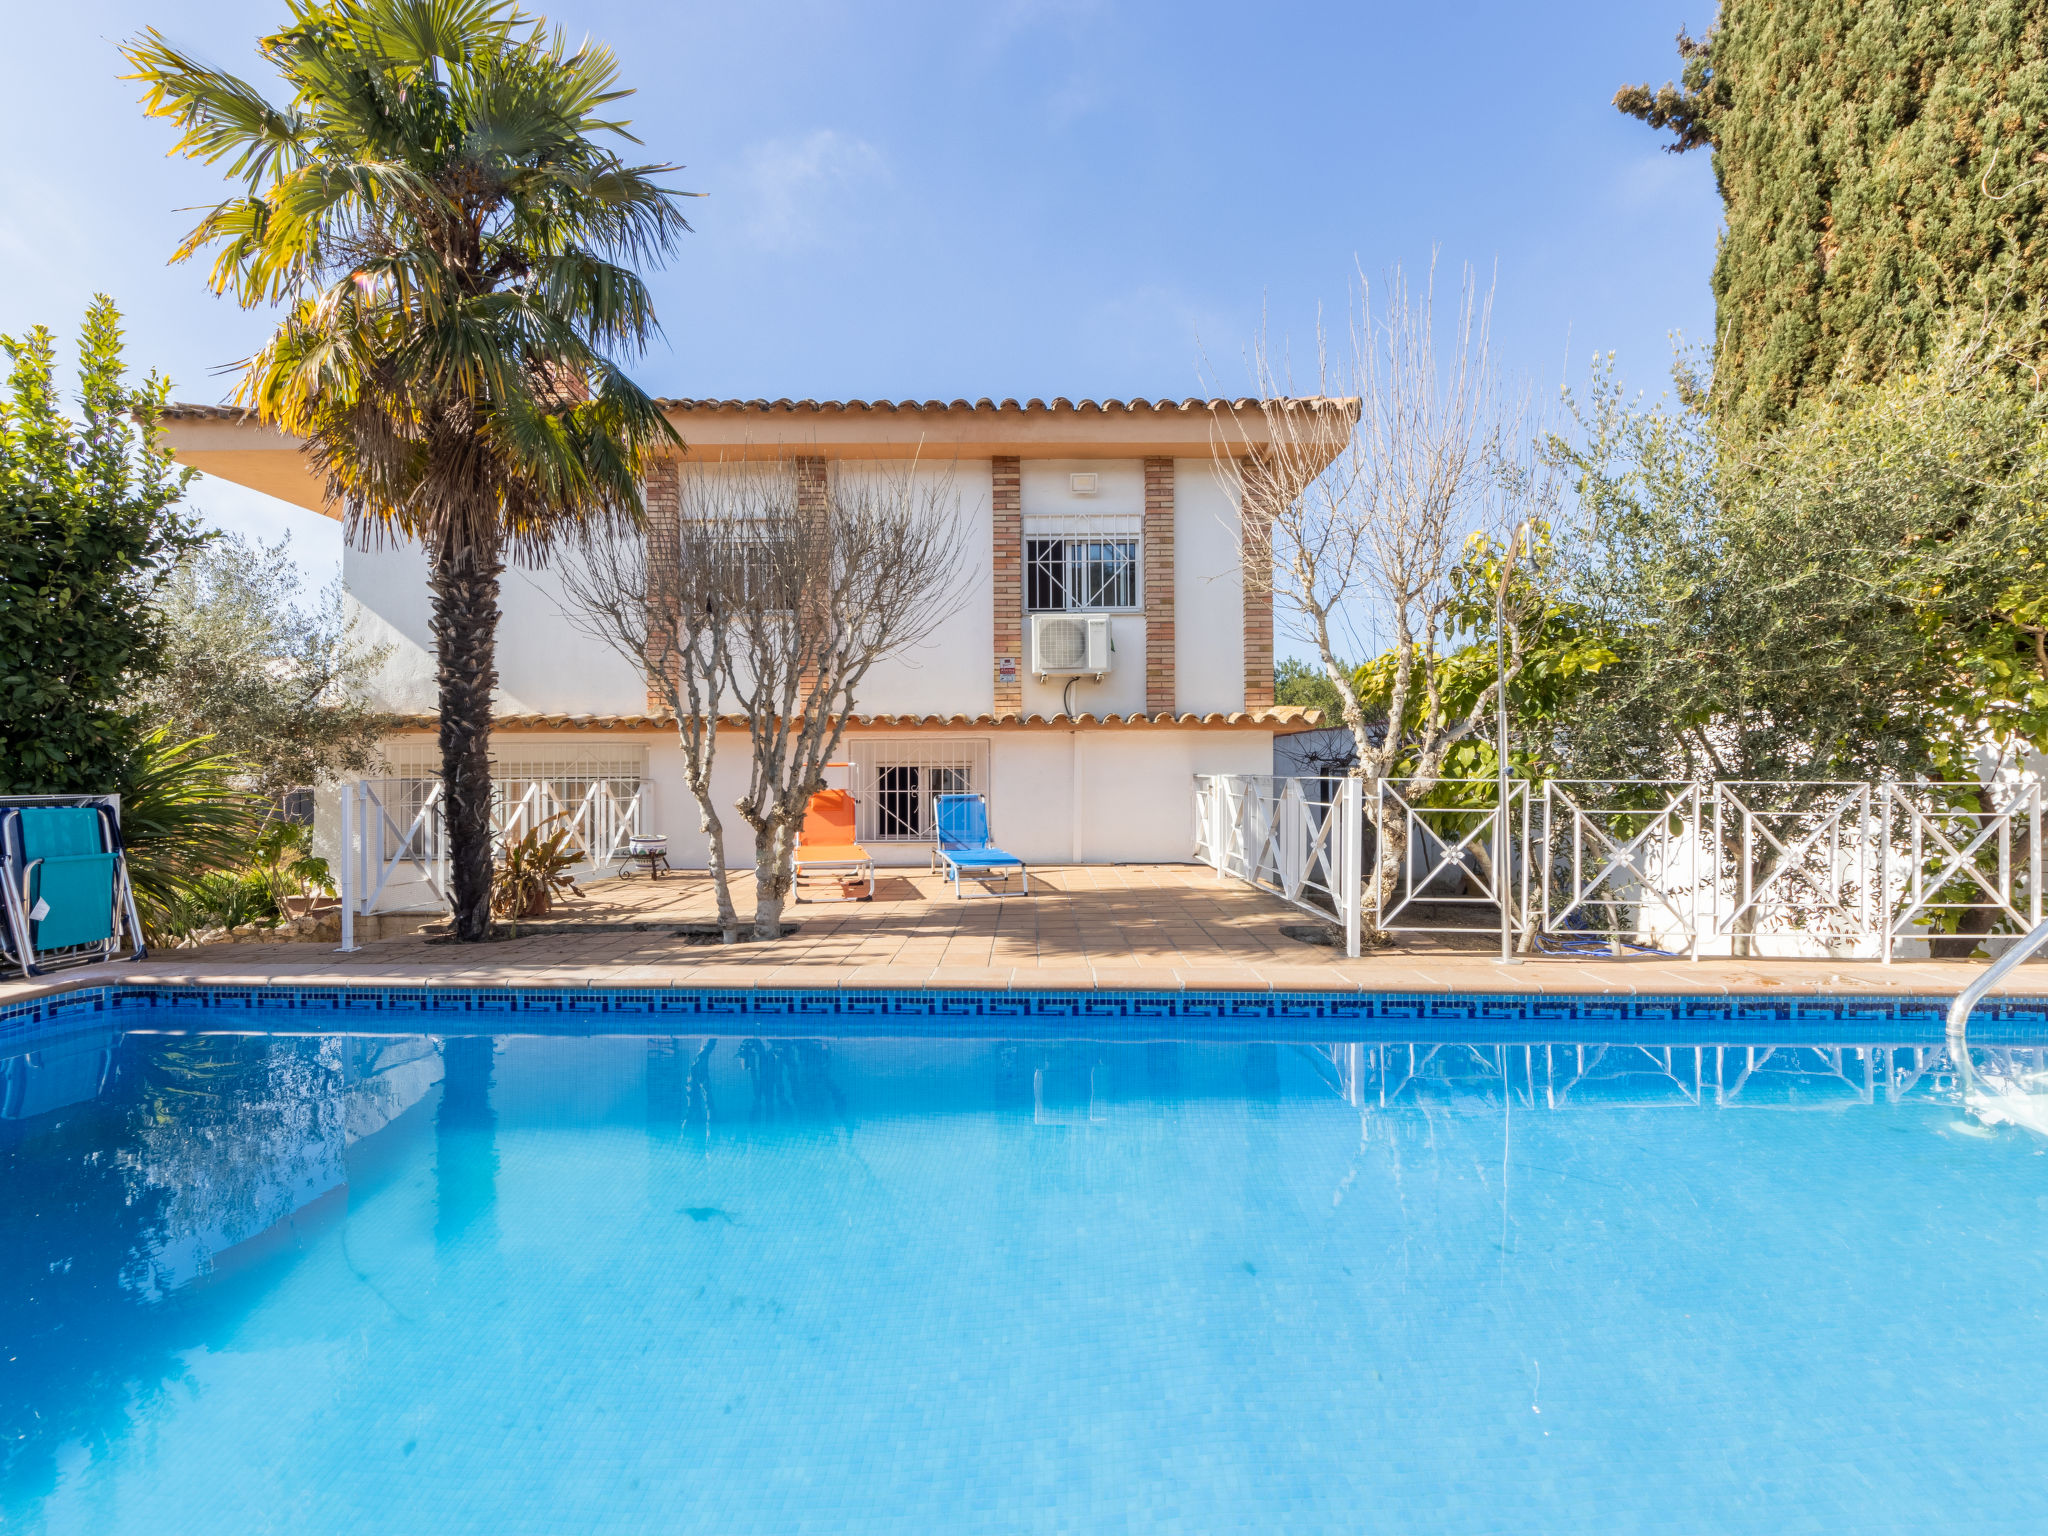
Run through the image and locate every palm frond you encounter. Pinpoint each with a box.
[123,30,308,188]
[116,729,267,940]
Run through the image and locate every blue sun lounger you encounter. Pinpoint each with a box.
[931,793,1029,900]
[0,796,147,977]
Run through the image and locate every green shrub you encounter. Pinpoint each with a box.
[172,870,278,934]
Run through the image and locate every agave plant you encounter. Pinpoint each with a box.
[491,817,585,919]
[117,728,266,938]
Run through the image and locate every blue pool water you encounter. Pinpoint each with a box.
[6,986,2048,1534]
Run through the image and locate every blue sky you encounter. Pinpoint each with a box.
[2,0,1719,600]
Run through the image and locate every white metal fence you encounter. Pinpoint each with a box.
[336,769,647,942]
[1195,773,2043,962]
[1194,775,1364,957]
[1372,778,1530,938]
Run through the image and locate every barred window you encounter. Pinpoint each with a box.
[1025,536,1139,612]
[682,520,802,611]
[848,740,990,842]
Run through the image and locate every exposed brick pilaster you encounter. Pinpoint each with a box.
[643,457,681,712]
[794,456,830,707]
[1143,457,1176,716]
[794,455,829,517]
[1239,455,1274,709]
[991,456,1022,713]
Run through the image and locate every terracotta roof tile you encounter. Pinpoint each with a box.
[380,707,1325,734]
[163,396,1356,421]
[650,396,1356,416]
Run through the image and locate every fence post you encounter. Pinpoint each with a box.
[337,783,358,954]
[434,784,450,907]
[1702,783,1718,961]
[1690,783,1703,963]
[1495,774,1517,965]
[2033,778,2043,932]
[1879,784,1893,965]
[1343,776,1363,959]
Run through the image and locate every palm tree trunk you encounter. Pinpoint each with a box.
[429,530,503,943]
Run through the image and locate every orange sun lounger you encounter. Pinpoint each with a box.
[793,789,874,901]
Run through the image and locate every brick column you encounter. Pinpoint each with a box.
[991,456,1022,713]
[643,457,680,713]
[794,455,829,518]
[1143,457,1176,716]
[794,456,829,709]
[1240,456,1274,709]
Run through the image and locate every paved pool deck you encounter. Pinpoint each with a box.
[1,863,2039,1006]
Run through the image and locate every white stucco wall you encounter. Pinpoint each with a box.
[346,460,996,720]
[345,538,647,715]
[343,539,440,713]
[987,729,1275,865]
[1173,458,1247,714]
[1020,615,1147,717]
[634,728,1275,870]
[831,457,994,716]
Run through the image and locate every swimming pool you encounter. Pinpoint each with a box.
[6,985,2048,1533]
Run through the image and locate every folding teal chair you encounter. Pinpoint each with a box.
[931,793,1029,900]
[0,797,146,976]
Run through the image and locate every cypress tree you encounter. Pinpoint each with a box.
[1618,3,2048,428]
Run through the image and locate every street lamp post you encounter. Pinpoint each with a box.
[1495,519,1535,965]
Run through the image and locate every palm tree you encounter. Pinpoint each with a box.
[124,0,691,939]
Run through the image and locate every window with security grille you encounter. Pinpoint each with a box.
[849,740,990,842]
[682,520,801,610]
[1025,536,1138,612]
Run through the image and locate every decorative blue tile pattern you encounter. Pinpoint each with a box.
[5,981,2048,1051]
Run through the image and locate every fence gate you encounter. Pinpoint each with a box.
[496,775,647,868]
[1710,782,1878,947]
[1540,781,1705,956]
[337,768,647,950]
[1369,778,1529,941]
[339,778,449,936]
[1880,781,2043,962]
[1199,773,2042,962]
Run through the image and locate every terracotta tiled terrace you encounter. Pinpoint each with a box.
[3,864,2039,1006]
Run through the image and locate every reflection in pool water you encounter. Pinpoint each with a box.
[5,1014,2048,1534]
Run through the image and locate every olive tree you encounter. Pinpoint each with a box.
[1215,263,1554,936]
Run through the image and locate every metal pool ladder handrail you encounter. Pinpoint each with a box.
[1947,921,2048,1054]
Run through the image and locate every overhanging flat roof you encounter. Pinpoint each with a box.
[159,395,1358,518]
[379,707,1327,735]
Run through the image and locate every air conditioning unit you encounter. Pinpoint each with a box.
[1031,613,1111,679]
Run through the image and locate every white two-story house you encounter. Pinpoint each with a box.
[163,396,1335,870]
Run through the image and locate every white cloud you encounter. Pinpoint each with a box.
[729,130,889,253]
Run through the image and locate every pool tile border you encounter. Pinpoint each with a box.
[6,981,2048,1050]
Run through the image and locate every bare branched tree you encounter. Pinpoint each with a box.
[565,458,965,938]
[1215,261,1553,936]
[562,469,781,931]
[724,462,965,936]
